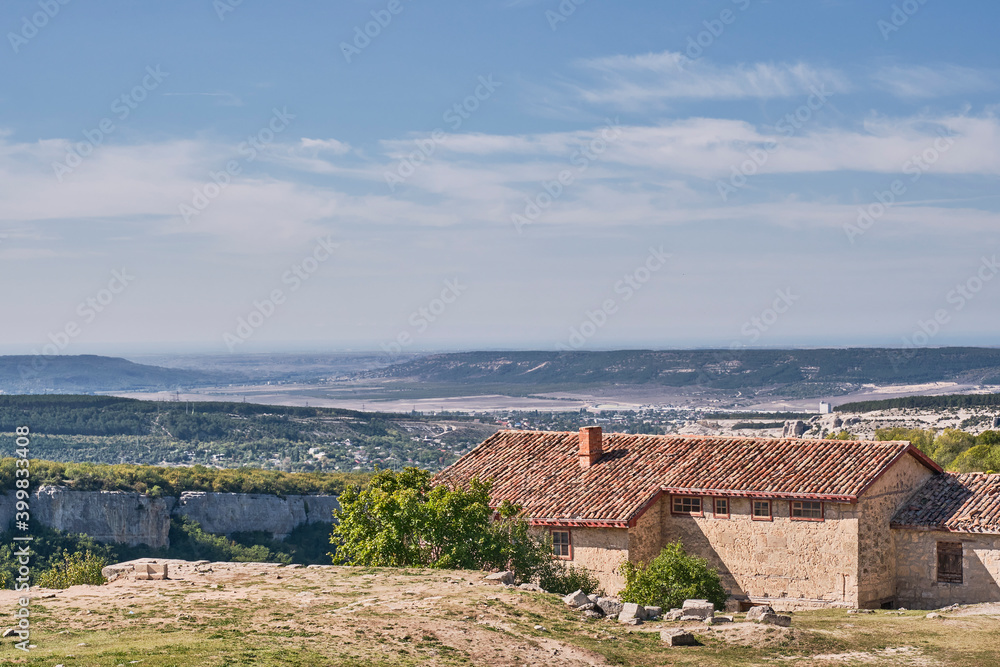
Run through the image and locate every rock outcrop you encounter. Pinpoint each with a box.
[0,486,173,548]
[174,492,340,539]
[0,486,339,547]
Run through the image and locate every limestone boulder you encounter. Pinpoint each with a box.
[562,590,590,607]
[485,571,515,585]
[660,629,697,646]
[597,598,623,617]
[681,599,715,620]
[746,605,775,622]
[759,613,792,627]
[618,602,646,623]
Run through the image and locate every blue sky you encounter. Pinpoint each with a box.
[2,0,999,355]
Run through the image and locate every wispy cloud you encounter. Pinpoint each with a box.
[871,64,998,99]
[572,51,851,108]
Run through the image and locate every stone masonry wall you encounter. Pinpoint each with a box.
[533,525,629,594]
[855,455,935,607]
[894,529,1000,608]
[660,495,861,610]
[626,495,662,567]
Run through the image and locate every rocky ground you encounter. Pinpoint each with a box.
[677,406,1000,441]
[0,560,998,666]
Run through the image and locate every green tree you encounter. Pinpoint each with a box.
[36,551,107,588]
[618,541,728,611]
[331,467,549,582]
[875,427,936,452]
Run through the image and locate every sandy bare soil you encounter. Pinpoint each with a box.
[3,560,999,666]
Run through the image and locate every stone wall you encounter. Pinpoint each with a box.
[0,486,339,548]
[532,525,629,594]
[660,495,861,610]
[855,454,935,607]
[894,529,1000,608]
[627,495,662,567]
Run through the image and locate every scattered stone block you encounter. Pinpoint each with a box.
[618,602,646,623]
[517,583,543,592]
[582,610,603,619]
[663,609,684,621]
[759,613,791,627]
[681,599,715,620]
[587,594,599,604]
[134,563,168,581]
[597,598,623,617]
[563,590,590,607]
[704,615,732,626]
[746,605,775,622]
[660,629,697,646]
[577,603,598,613]
[645,606,662,619]
[926,612,942,619]
[484,571,514,585]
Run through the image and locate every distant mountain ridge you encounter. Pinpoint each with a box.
[360,348,1000,393]
[0,355,218,393]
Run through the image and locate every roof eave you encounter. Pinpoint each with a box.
[660,486,856,503]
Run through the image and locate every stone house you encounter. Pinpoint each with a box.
[434,426,1000,609]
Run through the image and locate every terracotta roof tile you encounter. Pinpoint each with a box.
[892,473,1000,534]
[434,430,937,526]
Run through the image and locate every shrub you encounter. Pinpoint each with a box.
[537,560,602,596]
[36,551,107,588]
[331,467,550,583]
[618,541,728,610]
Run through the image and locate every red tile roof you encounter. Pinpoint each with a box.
[892,473,1000,534]
[434,430,940,527]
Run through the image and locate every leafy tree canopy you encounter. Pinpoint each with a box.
[331,468,548,583]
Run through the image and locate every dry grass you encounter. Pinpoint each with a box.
[0,560,998,666]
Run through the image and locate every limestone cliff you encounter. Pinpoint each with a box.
[174,492,340,539]
[0,486,174,548]
[0,486,339,547]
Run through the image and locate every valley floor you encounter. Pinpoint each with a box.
[0,561,998,666]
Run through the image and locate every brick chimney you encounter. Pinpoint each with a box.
[579,426,603,469]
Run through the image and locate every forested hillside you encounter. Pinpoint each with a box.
[0,395,498,472]
[0,355,220,393]
[837,393,1000,413]
[359,348,1000,396]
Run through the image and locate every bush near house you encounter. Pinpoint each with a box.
[537,561,602,596]
[332,467,558,584]
[618,541,728,611]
